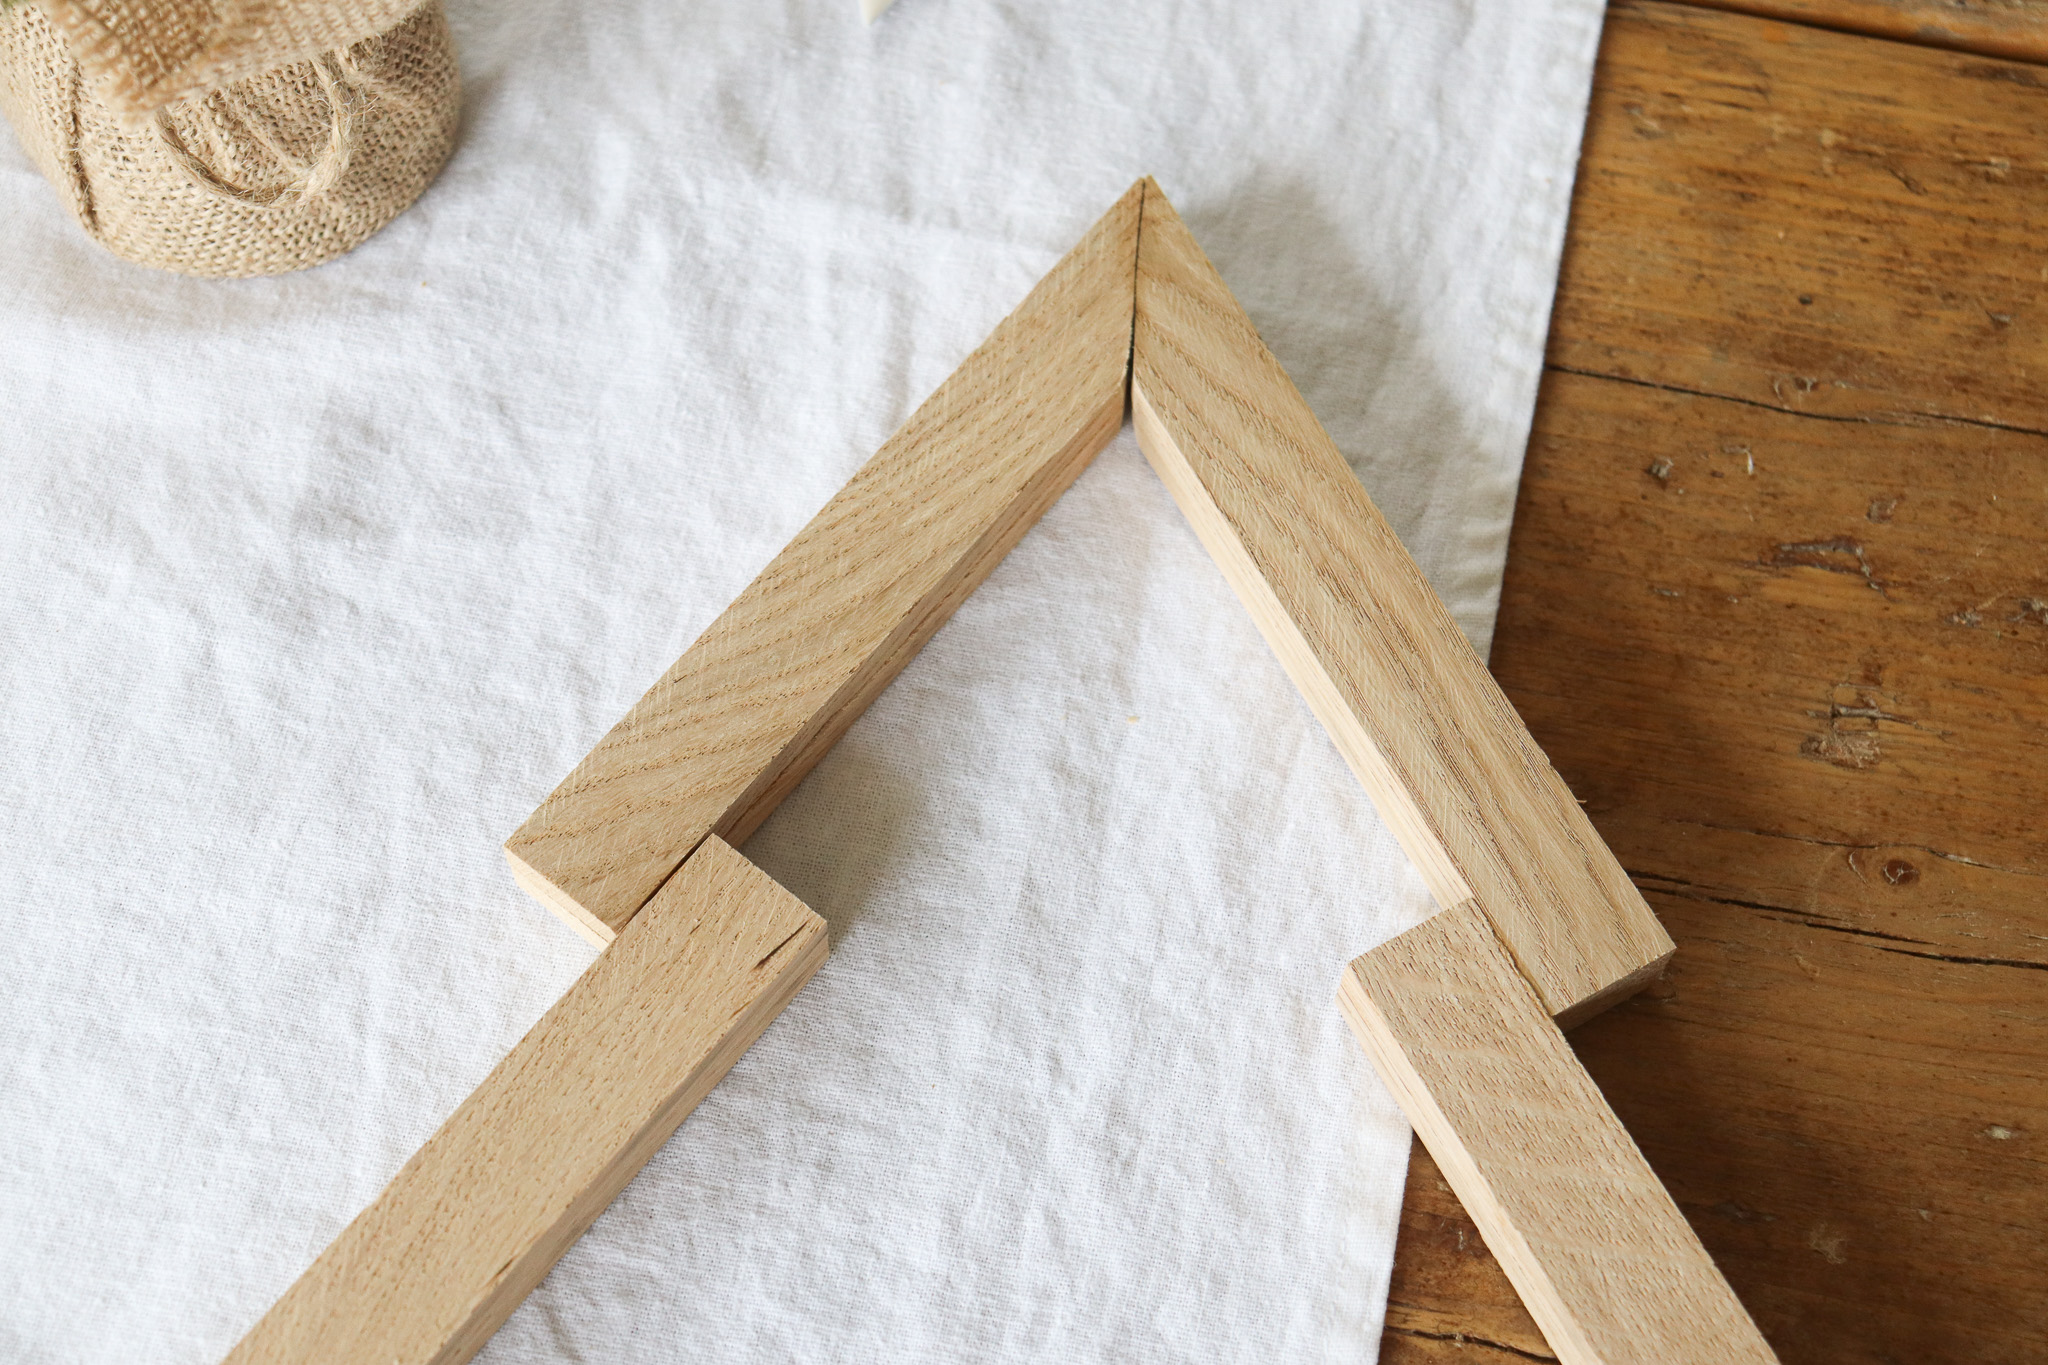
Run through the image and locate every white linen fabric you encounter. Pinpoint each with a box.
[0,0,1604,1359]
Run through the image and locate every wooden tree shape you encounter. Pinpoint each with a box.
[227,180,1776,1365]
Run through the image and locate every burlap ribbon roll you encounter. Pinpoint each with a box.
[0,0,458,277]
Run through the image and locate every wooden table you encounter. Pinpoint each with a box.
[1382,3,2048,1361]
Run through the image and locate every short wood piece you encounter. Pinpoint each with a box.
[1340,900,1776,1365]
[225,836,829,1365]
[506,182,1142,945]
[1129,180,1671,1024]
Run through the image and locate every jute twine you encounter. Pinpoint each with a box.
[0,0,457,277]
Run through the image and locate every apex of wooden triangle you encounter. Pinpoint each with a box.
[506,175,1670,1026]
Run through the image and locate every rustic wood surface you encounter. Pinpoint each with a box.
[1343,900,1773,1365]
[1381,2,2048,1360]
[1692,0,2048,64]
[1130,182,1670,1024]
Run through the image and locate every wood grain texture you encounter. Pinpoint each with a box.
[225,836,828,1365]
[1342,900,1776,1365]
[505,182,1142,943]
[1554,2,2048,432]
[1685,0,2048,64]
[1130,181,1672,1022]
[1390,6,2048,1359]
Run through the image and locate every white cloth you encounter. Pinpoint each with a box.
[0,0,1604,1359]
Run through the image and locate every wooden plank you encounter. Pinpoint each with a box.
[1553,1,2048,432]
[1391,360,2048,1363]
[1129,180,1672,1023]
[1499,370,2048,878]
[1341,900,1777,1365]
[1381,1327,1555,1365]
[1683,0,2048,66]
[225,836,828,1365]
[1577,881,2047,1360]
[505,182,1143,944]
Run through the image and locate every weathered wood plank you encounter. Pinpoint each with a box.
[1577,881,2048,1361]
[505,183,1141,943]
[1502,372,2048,878]
[1686,0,2048,65]
[1342,900,1776,1365]
[1131,180,1671,1023]
[1496,368,2048,1359]
[1553,2,2048,431]
[225,837,828,1365]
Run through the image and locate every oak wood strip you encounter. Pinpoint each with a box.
[1684,0,2048,65]
[225,836,828,1365]
[1553,1,2048,432]
[1129,180,1671,1022]
[505,182,1142,943]
[1342,900,1777,1365]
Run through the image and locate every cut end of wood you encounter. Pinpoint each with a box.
[503,843,615,948]
[1550,946,1673,1032]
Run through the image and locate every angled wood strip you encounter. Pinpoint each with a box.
[225,836,828,1365]
[1340,900,1776,1365]
[1129,180,1671,1023]
[506,181,1143,944]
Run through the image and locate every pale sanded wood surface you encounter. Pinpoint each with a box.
[505,182,1141,944]
[1383,4,2048,1361]
[1343,900,1775,1365]
[1129,182,1671,1023]
[225,837,828,1365]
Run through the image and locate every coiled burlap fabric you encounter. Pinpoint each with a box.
[0,0,457,277]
